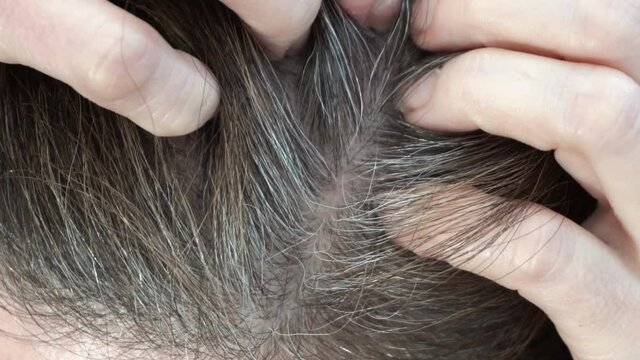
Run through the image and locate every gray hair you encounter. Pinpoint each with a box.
[0,0,592,359]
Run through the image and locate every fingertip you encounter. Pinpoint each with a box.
[135,50,220,137]
[338,0,401,32]
[338,0,375,24]
[81,37,218,136]
[400,69,472,132]
[62,11,217,136]
[168,51,220,136]
[410,0,438,48]
[400,69,440,115]
[368,0,402,32]
[220,0,321,59]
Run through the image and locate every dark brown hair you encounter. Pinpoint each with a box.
[0,0,593,358]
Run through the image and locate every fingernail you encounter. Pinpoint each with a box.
[368,0,401,32]
[400,69,440,118]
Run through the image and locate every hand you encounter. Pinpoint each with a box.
[0,0,320,136]
[400,1,640,359]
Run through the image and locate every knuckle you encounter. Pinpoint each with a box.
[79,23,160,104]
[562,67,640,150]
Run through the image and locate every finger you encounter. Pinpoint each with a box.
[400,202,640,360]
[0,0,219,137]
[220,0,322,58]
[582,205,638,265]
[411,0,640,81]
[338,0,402,31]
[401,48,640,241]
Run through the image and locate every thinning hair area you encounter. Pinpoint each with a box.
[0,0,594,359]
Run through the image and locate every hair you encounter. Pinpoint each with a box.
[0,0,594,359]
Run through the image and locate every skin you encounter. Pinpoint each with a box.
[0,0,637,359]
[0,0,321,136]
[335,1,640,355]
[400,1,640,359]
[0,1,319,358]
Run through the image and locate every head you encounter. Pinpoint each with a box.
[0,0,593,359]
